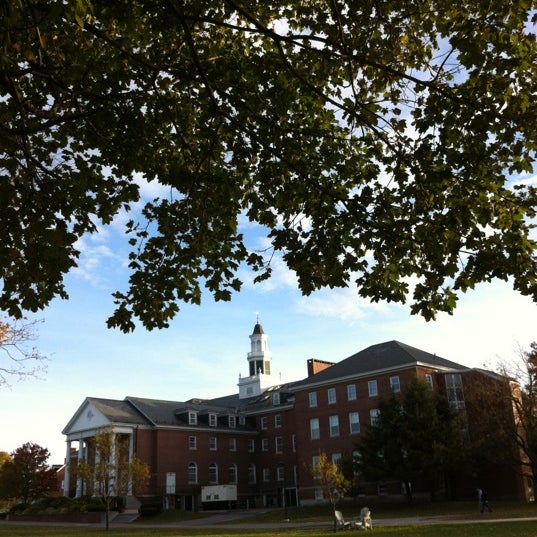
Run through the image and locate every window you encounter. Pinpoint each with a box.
[229,463,237,483]
[239,415,246,426]
[189,436,197,450]
[229,415,236,428]
[166,472,176,494]
[188,462,198,484]
[262,438,269,451]
[312,455,321,479]
[349,412,360,434]
[209,413,217,427]
[263,468,270,482]
[368,380,378,397]
[260,416,268,429]
[188,411,197,425]
[370,409,380,425]
[209,463,218,484]
[272,391,280,405]
[332,453,342,468]
[274,414,282,428]
[248,463,256,484]
[315,487,324,500]
[309,391,317,408]
[425,374,433,389]
[229,438,236,451]
[353,451,362,476]
[275,436,283,453]
[248,439,255,452]
[446,374,465,410]
[329,415,340,437]
[390,376,400,393]
[347,384,357,400]
[327,387,337,404]
[277,466,285,481]
[310,418,320,440]
[209,437,217,451]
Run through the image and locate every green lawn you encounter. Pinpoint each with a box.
[2,501,537,537]
[1,523,537,537]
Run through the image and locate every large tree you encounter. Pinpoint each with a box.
[356,377,469,501]
[0,316,47,387]
[0,442,57,503]
[1,1,536,331]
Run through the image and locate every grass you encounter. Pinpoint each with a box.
[2,501,537,537]
[2,523,537,537]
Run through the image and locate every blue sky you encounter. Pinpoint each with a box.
[2,173,537,465]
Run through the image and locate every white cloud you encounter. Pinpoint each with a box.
[296,287,388,321]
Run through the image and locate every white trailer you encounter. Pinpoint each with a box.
[201,484,237,509]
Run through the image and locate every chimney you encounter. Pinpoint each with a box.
[307,358,335,377]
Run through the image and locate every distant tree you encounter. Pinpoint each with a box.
[75,428,150,530]
[356,377,469,501]
[0,316,47,387]
[0,452,13,500]
[0,452,10,468]
[468,343,537,491]
[0,443,57,503]
[1,2,536,331]
[311,451,351,532]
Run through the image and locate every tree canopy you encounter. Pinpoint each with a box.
[0,442,57,503]
[1,1,536,331]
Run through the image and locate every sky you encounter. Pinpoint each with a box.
[2,174,537,466]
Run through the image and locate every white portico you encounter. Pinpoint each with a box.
[61,397,144,497]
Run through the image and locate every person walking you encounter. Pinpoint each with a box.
[480,490,492,513]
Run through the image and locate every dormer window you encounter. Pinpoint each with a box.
[188,411,198,425]
[209,413,217,427]
[228,415,236,428]
[272,391,280,405]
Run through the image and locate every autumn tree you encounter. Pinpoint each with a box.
[0,443,57,503]
[75,428,150,530]
[356,377,469,501]
[1,2,536,331]
[0,316,47,387]
[311,451,350,531]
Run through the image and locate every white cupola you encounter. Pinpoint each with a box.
[238,319,277,399]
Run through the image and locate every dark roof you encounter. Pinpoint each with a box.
[292,340,467,389]
[252,323,264,335]
[87,397,152,426]
[72,340,467,433]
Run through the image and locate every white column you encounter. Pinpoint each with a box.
[75,439,84,497]
[128,433,134,495]
[63,441,72,497]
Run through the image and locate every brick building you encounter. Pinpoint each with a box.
[62,322,532,508]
